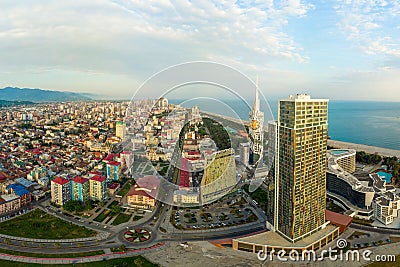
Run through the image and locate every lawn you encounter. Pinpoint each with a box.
[0,255,158,267]
[111,213,132,226]
[107,200,119,209]
[93,210,110,222]
[118,180,135,197]
[0,209,97,239]
[132,215,143,221]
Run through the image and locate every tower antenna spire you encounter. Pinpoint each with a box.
[253,75,260,112]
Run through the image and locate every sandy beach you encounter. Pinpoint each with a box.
[328,139,400,158]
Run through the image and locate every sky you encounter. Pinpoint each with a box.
[0,0,400,101]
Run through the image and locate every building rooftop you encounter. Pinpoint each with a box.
[127,188,153,198]
[284,94,329,102]
[108,182,120,189]
[6,183,30,196]
[103,154,118,162]
[127,175,160,199]
[15,177,37,188]
[325,210,353,227]
[375,196,390,207]
[73,176,89,184]
[0,194,19,203]
[370,173,386,190]
[327,150,374,193]
[52,177,70,185]
[90,174,106,183]
[107,161,121,166]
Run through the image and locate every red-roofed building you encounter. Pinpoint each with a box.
[73,176,89,184]
[108,182,120,196]
[326,210,353,233]
[103,154,119,163]
[89,175,107,201]
[51,177,71,206]
[127,175,160,209]
[0,173,7,181]
[53,177,70,185]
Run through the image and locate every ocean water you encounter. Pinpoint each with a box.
[171,100,400,151]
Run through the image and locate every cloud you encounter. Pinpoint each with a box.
[0,1,313,72]
[335,0,400,60]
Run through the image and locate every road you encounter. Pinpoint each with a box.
[350,223,400,235]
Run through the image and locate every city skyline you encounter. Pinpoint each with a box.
[0,94,399,265]
[1,1,400,101]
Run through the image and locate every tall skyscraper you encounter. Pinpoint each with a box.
[274,94,329,242]
[249,78,264,164]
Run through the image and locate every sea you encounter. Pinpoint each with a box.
[170,99,400,151]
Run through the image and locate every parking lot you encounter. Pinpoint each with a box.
[171,195,259,230]
[348,230,396,249]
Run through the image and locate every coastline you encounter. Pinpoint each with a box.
[201,111,400,158]
[327,139,400,158]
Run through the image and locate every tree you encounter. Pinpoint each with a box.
[85,200,93,210]
[110,205,123,215]
[63,200,84,213]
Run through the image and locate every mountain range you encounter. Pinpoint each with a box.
[0,87,92,102]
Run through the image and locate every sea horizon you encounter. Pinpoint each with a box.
[169,99,400,151]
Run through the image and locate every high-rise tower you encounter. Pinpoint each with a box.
[249,77,264,163]
[275,94,329,242]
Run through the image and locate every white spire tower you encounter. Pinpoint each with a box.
[249,76,264,164]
